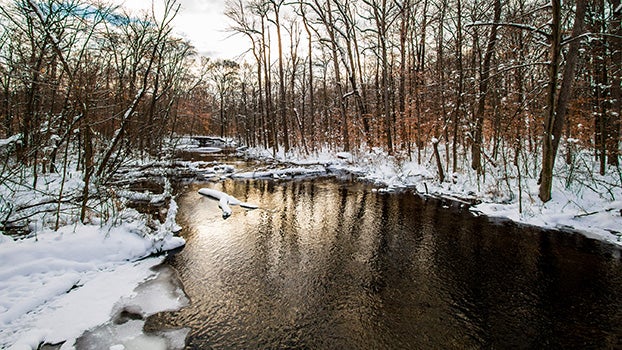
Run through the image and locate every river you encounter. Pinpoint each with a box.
[146,155,622,349]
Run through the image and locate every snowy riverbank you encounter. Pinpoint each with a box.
[0,162,186,349]
[240,146,622,247]
[0,223,185,349]
[1,143,620,348]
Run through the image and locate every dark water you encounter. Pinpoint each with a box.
[147,177,622,349]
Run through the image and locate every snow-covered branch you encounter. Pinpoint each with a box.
[198,188,257,219]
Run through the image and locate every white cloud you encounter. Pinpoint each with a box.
[116,0,247,59]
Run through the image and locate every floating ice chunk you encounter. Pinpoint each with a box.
[198,188,227,201]
[77,319,188,350]
[219,196,232,219]
[196,147,222,153]
[239,202,259,209]
[119,264,189,316]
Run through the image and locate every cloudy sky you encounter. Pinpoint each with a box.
[117,0,248,59]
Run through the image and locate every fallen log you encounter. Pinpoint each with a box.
[198,188,258,219]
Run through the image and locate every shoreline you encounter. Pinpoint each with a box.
[236,147,622,248]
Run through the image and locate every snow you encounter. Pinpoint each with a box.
[336,152,353,162]
[0,134,21,148]
[0,223,186,349]
[0,160,186,349]
[79,320,188,350]
[176,145,222,153]
[76,264,189,350]
[198,188,258,219]
[1,137,619,348]
[232,165,327,179]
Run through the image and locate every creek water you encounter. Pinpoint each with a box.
[147,158,622,349]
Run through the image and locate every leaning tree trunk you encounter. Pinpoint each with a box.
[539,0,586,202]
[471,0,501,174]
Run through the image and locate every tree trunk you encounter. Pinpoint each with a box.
[609,0,621,166]
[398,0,410,151]
[271,0,289,154]
[539,0,586,201]
[320,0,349,151]
[80,122,94,223]
[373,0,393,154]
[433,139,445,183]
[452,0,463,172]
[471,0,501,174]
[300,1,315,150]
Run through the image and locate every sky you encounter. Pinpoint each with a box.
[117,0,249,59]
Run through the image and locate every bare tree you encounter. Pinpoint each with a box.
[226,0,267,148]
[610,0,621,167]
[210,59,241,138]
[96,0,181,179]
[309,0,351,151]
[470,0,501,175]
[539,0,586,202]
[363,0,396,154]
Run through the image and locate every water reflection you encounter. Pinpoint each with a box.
[147,178,622,349]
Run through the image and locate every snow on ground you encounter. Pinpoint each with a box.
[232,165,328,180]
[75,264,189,350]
[3,141,617,348]
[240,145,622,247]
[0,222,185,349]
[0,160,186,349]
[176,146,222,153]
[174,160,235,179]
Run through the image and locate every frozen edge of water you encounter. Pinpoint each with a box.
[11,259,192,350]
[233,150,622,249]
[74,263,190,350]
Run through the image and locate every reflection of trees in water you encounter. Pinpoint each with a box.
[153,178,622,349]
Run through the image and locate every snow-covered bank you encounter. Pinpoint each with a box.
[75,264,189,350]
[231,165,328,180]
[240,146,622,247]
[0,222,185,349]
[0,160,188,349]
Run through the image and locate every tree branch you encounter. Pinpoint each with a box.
[466,21,550,40]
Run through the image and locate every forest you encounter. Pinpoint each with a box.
[0,0,620,222]
[2,1,622,348]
